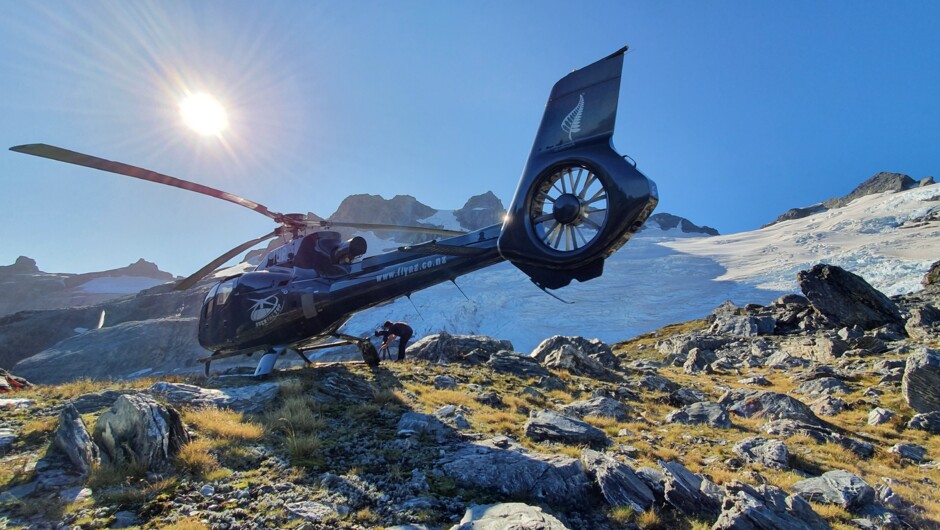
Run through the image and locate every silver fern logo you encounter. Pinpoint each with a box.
[561,93,585,141]
[249,294,283,327]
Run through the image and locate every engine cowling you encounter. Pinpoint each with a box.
[498,48,658,289]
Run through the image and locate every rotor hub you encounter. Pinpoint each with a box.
[552,193,583,225]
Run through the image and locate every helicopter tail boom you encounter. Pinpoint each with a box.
[497,47,658,289]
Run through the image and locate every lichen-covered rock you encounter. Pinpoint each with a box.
[732,436,790,470]
[524,409,608,446]
[53,404,100,475]
[452,502,569,530]
[581,449,655,512]
[664,402,732,428]
[561,396,632,422]
[659,460,724,518]
[92,394,188,470]
[792,470,875,510]
[437,438,591,506]
[867,407,895,426]
[408,332,513,364]
[714,481,829,530]
[719,389,826,427]
[529,336,619,377]
[796,377,850,397]
[149,381,279,413]
[810,396,847,416]
[797,264,903,330]
[901,348,940,413]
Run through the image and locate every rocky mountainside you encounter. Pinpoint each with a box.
[0,257,175,318]
[1,262,939,529]
[765,172,935,227]
[642,213,719,236]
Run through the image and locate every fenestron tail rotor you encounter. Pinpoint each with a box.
[10,143,469,289]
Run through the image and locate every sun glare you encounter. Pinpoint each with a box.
[179,93,229,136]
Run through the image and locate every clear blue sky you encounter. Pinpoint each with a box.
[1,1,938,275]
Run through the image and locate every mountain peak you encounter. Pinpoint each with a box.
[643,213,719,236]
[0,256,40,274]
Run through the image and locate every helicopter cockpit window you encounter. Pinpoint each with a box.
[204,283,220,305]
[216,279,235,305]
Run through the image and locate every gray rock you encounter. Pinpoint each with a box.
[637,374,680,393]
[475,392,503,408]
[683,348,717,374]
[0,428,16,456]
[710,315,775,337]
[396,412,451,443]
[285,500,350,522]
[112,510,141,529]
[765,351,810,369]
[92,394,188,470]
[313,371,375,403]
[581,449,655,512]
[658,333,732,356]
[660,460,724,518]
[669,387,708,406]
[738,375,772,387]
[764,419,874,459]
[732,437,790,470]
[486,350,550,378]
[635,466,666,502]
[437,438,591,506]
[797,264,903,330]
[524,409,608,446]
[436,405,457,418]
[664,402,732,428]
[70,390,137,414]
[876,484,903,511]
[867,407,895,426]
[792,470,875,510]
[901,348,940,413]
[809,396,847,416]
[561,396,632,422]
[530,336,619,378]
[433,375,458,389]
[452,502,569,530]
[0,398,34,410]
[905,304,940,340]
[714,481,829,530]
[149,381,279,414]
[53,404,100,474]
[409,332,513,364]
[908,411,940,433]
[796,377,850,397]
[719,389,826,427]
[888,443,927,463]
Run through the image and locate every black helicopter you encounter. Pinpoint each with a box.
[11,47,658,375]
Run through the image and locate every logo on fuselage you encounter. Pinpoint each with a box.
[249,295,283,328]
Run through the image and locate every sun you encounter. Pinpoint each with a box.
[179,93,228,136]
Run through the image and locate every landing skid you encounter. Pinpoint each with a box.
[197,333,380,376]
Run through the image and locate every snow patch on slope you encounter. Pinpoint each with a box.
[77,276,170,294]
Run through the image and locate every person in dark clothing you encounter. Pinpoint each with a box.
[380,320,414,361]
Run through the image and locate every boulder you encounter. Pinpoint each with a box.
[0,368,32,392]
[53,404,100,475]
[0,398,34,410]
[923,259,940,290]
[637,374,680,393]
[764,420,873,459]
[810,396,847,417]
[408,332,513,364]
[658,333,732,356]
[797,264,903,330]
[905,305,940,340]
[437,438,591,506]
[792,470,875,510]
[486,350,550,378]
[70,390,138,414]
[796,377,850,397]
[659,460,724,518]
[149,381,279,414]
[683,348,717,374]
[524,410,608,446]
[719,389,826,427]
[312,371,375,403]
[732,436,790,470]
[0,428,16,456]
[765,351,810,369]
[669,387,708,407]
[901,348,940,413]
[664,402,732,428]
[433,375,458,389]
[530,336,619,378]
[92,394,188,470]
[561,397,632,422]
[908,411,940,434]
[452,502,569,530]
[867,407,895,426]
[396,412,451,443]
[888,443,927,463]
[709,315,775,337]
[714,481,829,530]
[738,375,772,387]
[581,449,655,512]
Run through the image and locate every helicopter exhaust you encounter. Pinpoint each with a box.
[498,47,658,290]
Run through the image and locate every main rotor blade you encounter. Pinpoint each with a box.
[10,144,285,222]
[316,221,466,237]
[175,229,281,291]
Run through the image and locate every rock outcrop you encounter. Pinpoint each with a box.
[529,336,619,378]
[901,348,940,413]
[92,394,188,470]
[409,333,513,364]
[797,264,903,330]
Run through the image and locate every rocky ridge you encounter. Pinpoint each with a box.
[0,262,939,529]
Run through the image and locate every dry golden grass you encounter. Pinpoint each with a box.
[277,378,307,397]
[181,407,264,441]
[607,505,635,526]
[175,438,220,476]
[408,386,479,410]
[155,516,210,530]
[86,461,147,489]
[635,509,662,529]
[471,407,526,438]
[266,395,324,434]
